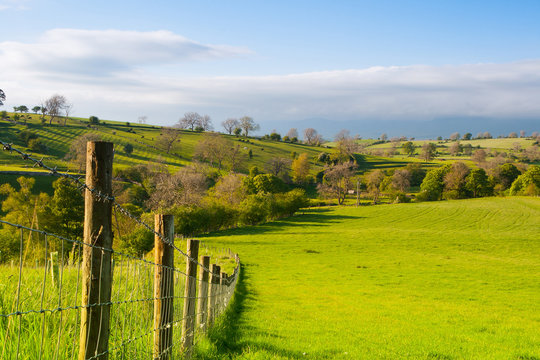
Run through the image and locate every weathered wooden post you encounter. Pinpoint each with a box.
[219,272,226,315]
[153,214,175,360]
[197,256,210,332]
[79,141,114,360]
[181,239,200,358]
[207,264,220,328]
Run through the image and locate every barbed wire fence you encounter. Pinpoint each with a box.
[0,140,240,359]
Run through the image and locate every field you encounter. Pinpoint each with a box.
[197,197,540,359]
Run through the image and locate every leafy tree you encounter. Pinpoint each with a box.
[18,105,28,113]
[234,127,242,136]
[417,165,451,201]
[509,165,540,196]
[211,173,247,205]
[391,169,411,193]
[465,168,493,198]
[239,116,259,136]
[269,132,281,141]
[494,163,521,190]
[89,115,99,125]
[291,153,311,184]
[463,133,472,140]
[366,169,385,203]
[449,142,462,156]
[317,161,357,205]
[124,143,134,155]
[401,141,416,156]
[18,130,38,145]
[32,106,41,114]
[195,132,230,169]
[43,178,84,243]
[222,118,239,134]
[118,227,154,257]
[252,174,286,194]
[28,138,48,153]
[449,132,460,141]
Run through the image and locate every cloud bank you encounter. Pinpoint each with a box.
[2,28,540,127]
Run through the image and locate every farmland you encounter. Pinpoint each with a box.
[197,197,540,359]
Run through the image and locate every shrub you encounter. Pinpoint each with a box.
[118,227,154,257]
[28,138,48,153]
[510,165,540,196]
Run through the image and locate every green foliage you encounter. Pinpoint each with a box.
[89,116,99,125]
[118,227,154,257]
[124,143,134,155]
[465,168,493,198]
[18,130,38,145]
[510,165,540,196]
[401,141,416,156]
[269,132,281,141]
[495,163,521,190]
[417,165,450,201]
[28,138,48,153]
[252,174,285,194]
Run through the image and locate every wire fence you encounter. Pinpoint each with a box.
[0,140,240,359]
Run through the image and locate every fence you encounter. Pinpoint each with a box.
[0,140,240,359]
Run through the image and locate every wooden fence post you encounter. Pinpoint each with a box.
[219,272,226,315]
[207,264,220,328]
[181,239,200,358]
[197,256,210,332]
[79,141,114,360]
[50,251,59,287]
[153,214,175,360]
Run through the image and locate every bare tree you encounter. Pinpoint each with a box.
[520,130,526,138]
[286,128,298,139]
[303,128,322,145]
[334,129,350,142]
[226,144,246,172]
[265,157,290,176]
[449,132,460,141]
[138,115,148,124]
[156,128,181,154]
[366,170,385,203]
[443,162,470,198]
[222,118,239,134]
[195,133,229,169]
[335,131,358,160]
[63,102,73,126]
[380,133,388,141]
[421,143,437,161]
[0,89,5,106]
[472,149,487,163]
[212,173,247,205]
[65,133,102,172]
[508,132,518,138]
[449,142,462,156]
[392,169,411,192]
[178,112,202,131]
[199,114,213,131]
[317,161,357,205]
[239,116,259,136]
[44,94,68,125]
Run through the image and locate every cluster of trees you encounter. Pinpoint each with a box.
[221,116,259,136]
[1,94,73,126]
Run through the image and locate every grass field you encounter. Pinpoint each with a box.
[196,197,540,359]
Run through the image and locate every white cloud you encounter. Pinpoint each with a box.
[1,28,540,127]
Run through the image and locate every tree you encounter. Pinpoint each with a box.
[222,118,239,135]
[401,141,416,156]
[195,132,230,169]
[44,94,68,125]
[508,132,518,138]
[449,142,462,156]
[89,115,99,125]
[303,128,322,145]
[465,168,493,198]
[265,157,290,177]
[463,133,472,140]
[494,163,520,190]
[234,127,242,136]
[124,143,134,155]
[391,169,411,193]
[200,114,213,131]
[65,133,102,172]
[212,173,246,205]
[32,106,41,114]
[380,133,388,141]
[317,161,357,205]
[366,169,385,203]
[483,131,492,139]
[420,143,437,161]
[156,128,181,154]
[239,116,259,136]
[520,130,526,138]
[269,132,281,141]
[291,153,311,184]
[509,165,540,196]
[226,144,247,172]
[335,131,358,161]
[138,115,147,124]
[178,112,202,131]
[417,165,451,201]
[18,105,28,113]
[449,132,460,141]
[0,89,5,106]
[443,162,470,199]
[472,149,487,164]
[286,128,298,139]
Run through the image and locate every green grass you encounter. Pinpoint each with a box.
[196,197,540,359]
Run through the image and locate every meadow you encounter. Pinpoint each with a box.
[196,197,540,359]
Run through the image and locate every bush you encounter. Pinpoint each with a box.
[89,116,99,125]
[28,138,48,153]
[118,227,154,257]
[510,165,540,196]
[18,130,38,145]
[124,143,134,155]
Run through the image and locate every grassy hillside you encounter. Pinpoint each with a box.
[197,197,540,359]
[0,114,324,176]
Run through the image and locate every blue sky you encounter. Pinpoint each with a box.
[1,0,540,135]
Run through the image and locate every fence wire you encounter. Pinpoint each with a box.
[0,140,241,359]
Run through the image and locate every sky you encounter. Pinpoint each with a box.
[1,0,540,136]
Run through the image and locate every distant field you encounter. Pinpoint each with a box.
[366,138,535,151]
[197,197,540,359]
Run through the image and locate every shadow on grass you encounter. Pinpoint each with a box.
[194,264,343,360]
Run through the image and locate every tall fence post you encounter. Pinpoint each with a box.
[219,272,226,315]
[207,264,220,328]
[197,256,210,332]
[79,141,114,360]
[50,251,59,288]
[182,239,200,358]
[153,214,175,360]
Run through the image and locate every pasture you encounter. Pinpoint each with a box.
[197,197,540,359]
